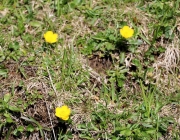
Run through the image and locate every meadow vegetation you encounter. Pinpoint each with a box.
[0,0,180,139]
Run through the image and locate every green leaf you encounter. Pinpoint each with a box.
[0,68,8,77]
[145,128,156,134]
[27,124,35,132]
[77,124,87,129]
[142,123,153,128]
[0,123,4,129]
[155,102,162,114]
[138,131,151,138]
[4,114,14,123]
[3,93,11,103]
[105,42,115,51]
[158,46,166,53]
[90,122,99,131]
[9,42,20,51]
[29,21,43,27]
[0,52,5,62]
[120,128,132,136]
[4,113,11,118]
[13,129,19,136]
[17,126,24,132]
[13,126,24,136]
[117,79,125,87]
[79,134,94,140]
[132,59,141,67]
[129,39,143,45]
[8,105,21,112]
[73,0,82,5]
[55,82,61,90]
[92,36,106,41]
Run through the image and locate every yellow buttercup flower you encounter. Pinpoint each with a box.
[120,26,134,39]
[55,105,71,121]
[44,31,58,43]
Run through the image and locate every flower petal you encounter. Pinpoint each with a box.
[120,26,134,39]
[55,105,71,121]
[44,31,58,43]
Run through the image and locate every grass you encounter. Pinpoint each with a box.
[0,0,180,139]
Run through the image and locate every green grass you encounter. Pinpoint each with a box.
[0,0,180,139]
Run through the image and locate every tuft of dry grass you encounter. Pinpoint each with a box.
[152,36,180,94]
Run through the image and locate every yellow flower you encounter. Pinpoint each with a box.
[44,31,58,43]
[120,26,134,39]
[55,105,71,121]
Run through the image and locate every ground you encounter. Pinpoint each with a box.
[0,0,180,140]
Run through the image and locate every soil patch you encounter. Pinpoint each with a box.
[3,60,38,79]
[87,55,112,75]
[0,60,38,97]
